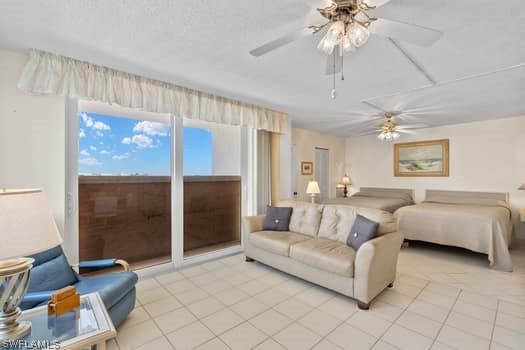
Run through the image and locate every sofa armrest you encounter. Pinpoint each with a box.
[353,231,404,304]
[242,215,266,234]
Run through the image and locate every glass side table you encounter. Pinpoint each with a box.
[2,293,116,350]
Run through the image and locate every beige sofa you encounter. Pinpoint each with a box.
[243,201,404,309]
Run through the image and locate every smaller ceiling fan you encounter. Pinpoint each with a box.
[373,112,428,141]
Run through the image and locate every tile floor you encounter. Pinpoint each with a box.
[108,241,525,350]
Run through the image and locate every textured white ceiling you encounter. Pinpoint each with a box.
[0,0,523,136]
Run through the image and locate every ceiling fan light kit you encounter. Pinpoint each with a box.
[378,114,401,141]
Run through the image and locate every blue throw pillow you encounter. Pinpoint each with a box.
[262,206,293,231]
[347,214,379,250]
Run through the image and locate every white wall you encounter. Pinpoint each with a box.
[292,128,346,201]
[0,50,66,234]
[346,116,525,237]
[185,118,241,175]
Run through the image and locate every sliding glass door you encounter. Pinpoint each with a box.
[65,100,253,271]
[77,112,172,269]
[182,119,242,257]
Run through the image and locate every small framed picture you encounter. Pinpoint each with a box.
[301,161,313,175]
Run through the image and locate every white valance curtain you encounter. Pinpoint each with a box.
[18,50,288,133]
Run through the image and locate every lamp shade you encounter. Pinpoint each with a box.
[0,189,63,260]
[341,174,352,185]
[306,180,321,195]
[519,183,525,190]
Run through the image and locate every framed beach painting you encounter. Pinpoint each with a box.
[394,139,449,177]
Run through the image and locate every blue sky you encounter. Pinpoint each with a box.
[78,113,212,175]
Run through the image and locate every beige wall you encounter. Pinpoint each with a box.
[0,50,66,234]
[346,116,525,237]
[292,128,346,201]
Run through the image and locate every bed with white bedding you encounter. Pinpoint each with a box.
[323,187,414,213]
[394,190,513,271]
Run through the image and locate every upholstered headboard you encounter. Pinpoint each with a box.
[425,190,509,202]
[360,187,415,200]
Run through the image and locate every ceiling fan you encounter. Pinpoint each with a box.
[249,0,443,98]
[250,0,443,58]
[370,112,428,141]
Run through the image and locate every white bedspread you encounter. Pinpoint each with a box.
[395,198,513,271]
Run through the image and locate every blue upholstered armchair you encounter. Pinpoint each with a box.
[21,246,138,328]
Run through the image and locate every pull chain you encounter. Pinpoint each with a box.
[341,49,344,81]
[331,50,337,99]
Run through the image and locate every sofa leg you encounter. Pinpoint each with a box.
[357,301,370,310]
[402,241,410,248]
[388,282,394,288]
[245,256,254,262]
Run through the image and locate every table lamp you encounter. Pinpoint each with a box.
[341,174,352,198]
[306,180,321,203]
[0,189,63,341]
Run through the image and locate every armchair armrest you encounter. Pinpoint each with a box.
[242,215,266,234]
[23,290,54,305]
[79,259,130,271]
[353,231,404,304]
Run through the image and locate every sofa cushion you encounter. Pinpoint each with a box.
[346,214,379,250]
[277,201,324,237]
[318,205,396,243]
[290,238,356,277]
[249,231,311,256]
[263,206,293,231]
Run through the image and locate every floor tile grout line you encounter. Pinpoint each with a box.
[369,279,431,349]
[428,286,463,350]
[489,299,500,346]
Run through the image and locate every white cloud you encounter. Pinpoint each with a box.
[80,149,91,157]
[122,137,132,145]
[133,121,169,136]
[80,113,110,131]
[79,157,101,166]
[90,146,97,151]
[132,134,154,148]
[100,150,111,155]
[80,113,93,127]
[93,121,110,131]
[112,154,129,161]
[79,129,86,138]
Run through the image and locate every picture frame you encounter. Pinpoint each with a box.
[394,139,449,177]
[301,161,313,175]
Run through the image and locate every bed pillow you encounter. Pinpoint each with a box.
[263,206,293,231]
[346,214,379,250]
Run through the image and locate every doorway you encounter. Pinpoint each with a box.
[315,148,329,201]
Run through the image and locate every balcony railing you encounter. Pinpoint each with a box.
[79,175,241,268]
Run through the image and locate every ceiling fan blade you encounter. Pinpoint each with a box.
[364,0,395,8]
[325,52,342,75]
[397,129,418,134]
[361,101,386,112]
[250,27,314,57]
[397,123,428,129]
[370,18,443,46]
